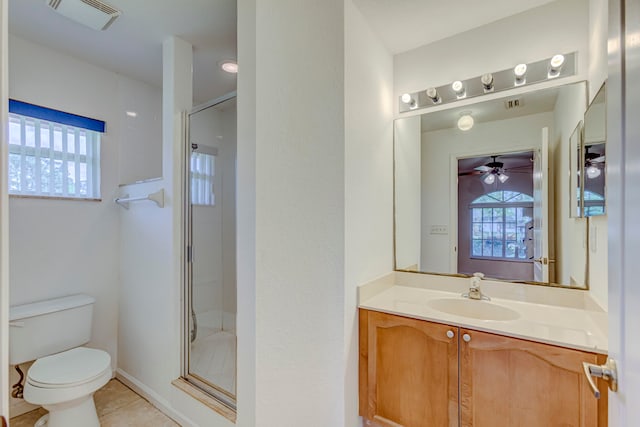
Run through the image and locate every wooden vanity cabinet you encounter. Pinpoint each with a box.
[459,328,607,427]
[359,309,608,427]
[359,309,459,426]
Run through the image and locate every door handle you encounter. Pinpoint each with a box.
[533,257,549,265]
[582,358,618,398]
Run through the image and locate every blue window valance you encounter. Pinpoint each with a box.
[9,99,106,133]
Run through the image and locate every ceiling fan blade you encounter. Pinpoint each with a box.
[458,170,485,176]
[591,155,605,163]
[474,165,491,172]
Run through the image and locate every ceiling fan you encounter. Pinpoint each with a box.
[458,154,532,184]
[584,145,605,179]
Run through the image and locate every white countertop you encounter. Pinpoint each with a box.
[359,272,608,354]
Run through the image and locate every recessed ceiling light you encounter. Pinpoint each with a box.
[220,60,238,74]
[126,111,137,118]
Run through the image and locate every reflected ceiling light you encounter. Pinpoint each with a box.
[586,165,601,179]
[514,63,527,85]
[481,73,494,92]
[125,111,137,118]
[220,60,238,73]
[457,114,474,131]
[452,80,466,98]
[401,93,417,109]
[498,173,509,183]
[483,173,496,184]
[426,87,440,103]
[548,54,565,78]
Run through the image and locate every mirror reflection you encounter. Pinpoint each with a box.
[582,83,606,216]
[395,81,594,287]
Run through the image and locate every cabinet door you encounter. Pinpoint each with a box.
[363,310,458,427]
[459,328,607,427]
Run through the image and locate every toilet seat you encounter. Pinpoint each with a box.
[27,347,111,388]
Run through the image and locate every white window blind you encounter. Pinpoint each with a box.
[190,151,216,206]
[8,113,101,199]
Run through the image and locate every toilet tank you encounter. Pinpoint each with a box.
[9,294,96,366]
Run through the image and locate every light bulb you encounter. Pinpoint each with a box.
[452,80,465,97]
[481,73,494,91]
[548,54,565,78]
[586,165,601,179]
[498,173,509,183]
[514,63,527,78]
[483,173,496,184]
[514,63,527,85]
[457,114,474,131]
[401,93,412,104]
[550,54,565,70]
[426,87,440,103]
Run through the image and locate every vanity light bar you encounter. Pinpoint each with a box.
[398,52,577,113]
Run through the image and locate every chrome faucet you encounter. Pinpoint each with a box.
[462,272,491,301]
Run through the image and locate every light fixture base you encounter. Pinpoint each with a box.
[399,52,577,113]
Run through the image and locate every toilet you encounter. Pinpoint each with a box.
[9,294,111,427]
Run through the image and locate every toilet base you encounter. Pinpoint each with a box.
[38,394,100,427]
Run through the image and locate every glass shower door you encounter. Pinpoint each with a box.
[183,94,237,408]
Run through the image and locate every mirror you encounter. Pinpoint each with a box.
[394,81,595,287]
[569,121,583,217]
[581,83,606,217]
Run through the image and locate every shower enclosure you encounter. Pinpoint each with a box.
[182,93,237,409]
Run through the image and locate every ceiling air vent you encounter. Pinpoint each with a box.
[46,0,121,31]
[504,98,524,109]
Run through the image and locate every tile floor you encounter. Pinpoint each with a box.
[190,330,236,395]
[10,379,178,427]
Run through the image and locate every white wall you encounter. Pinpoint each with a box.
[587,0,609,309]
[238,0,348,425]
[7,34,162,416]
[0,0,9,420]
[588,0,608,102]
[236,0,257,424]
[419,112,553,274]
[393,116,421,270]
[394,0,589,115]
[552,83,589,286]
[254,0,345,423]
[8,34,122,364]
[117,37,231,427]
[345,1,394,425]
[117,78,162,184]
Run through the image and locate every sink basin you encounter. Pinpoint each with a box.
[427,298,520,321]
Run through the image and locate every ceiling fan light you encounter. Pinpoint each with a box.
[586,165,601,179]
[498,173,509,183]
[483,173,496,184]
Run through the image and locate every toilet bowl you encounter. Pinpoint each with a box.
[9,295,112,427]
[24,347,111,427]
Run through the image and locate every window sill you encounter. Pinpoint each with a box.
[172,378,236,424]
[9,194,102,202]
[469,257,532,264]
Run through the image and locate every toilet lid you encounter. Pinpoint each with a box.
[28,347,111,386]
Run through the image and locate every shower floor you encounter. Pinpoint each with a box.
[190,329,237,395]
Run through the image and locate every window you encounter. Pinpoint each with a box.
[190,147,217,206]
[581,190,605,217]
[470,191,534,261]
[8,100,104,199]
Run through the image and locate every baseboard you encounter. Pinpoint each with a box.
[115,369,195,427]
